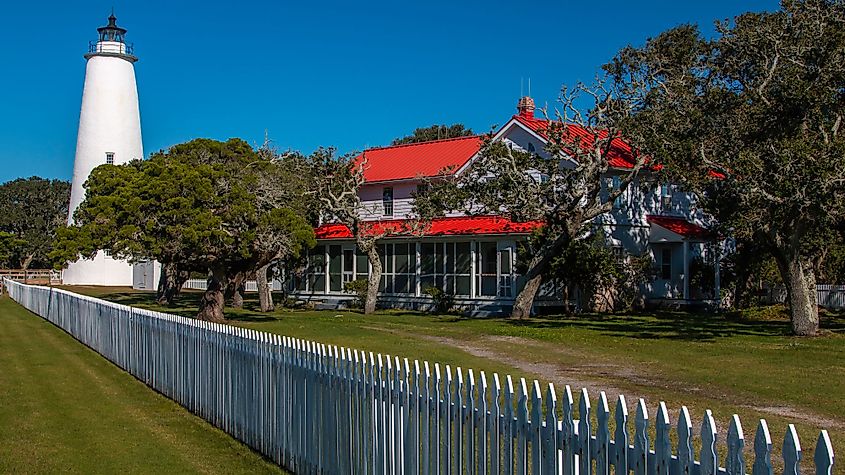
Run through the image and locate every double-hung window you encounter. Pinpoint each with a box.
[106,152,115,165]
[382,187,394,217]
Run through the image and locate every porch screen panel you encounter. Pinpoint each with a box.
[420,242,471,296]
[420,243,435,291]
[380,243,416,294]
[478,242,498,296]
[499,248,513,297]
[308,245,326,292]
[329,245,342,291]
[455,242,471,295]
[356,249,369,281]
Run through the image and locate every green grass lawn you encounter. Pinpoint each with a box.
[0,295,285,474]
[67,286,845,469]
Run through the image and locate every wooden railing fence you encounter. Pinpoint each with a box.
[0,269,61,286]
[3,280,835,474]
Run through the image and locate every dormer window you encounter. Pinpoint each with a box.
[383,187,394,217]
[105,152,114,165]
[661,183,673,208]
[609,176,623,209]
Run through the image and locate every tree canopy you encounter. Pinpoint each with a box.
[414,69,652,319]
[0,177,70,269]
[392,124,474,145]
[52,138,315,320]
[612,0,845,335]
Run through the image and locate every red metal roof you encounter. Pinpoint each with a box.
[356,136,483,183]
[513,115,639,169]
[646,215,711,239]
[314,215,542,240]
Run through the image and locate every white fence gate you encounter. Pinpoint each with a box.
[3,280,835,474]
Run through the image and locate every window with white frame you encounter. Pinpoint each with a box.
[661,247,672,280]
[660,183,673,208]
[106,152,115,165]
[420,241,472,296]
[611,176,623,209]
[382,187,394,217]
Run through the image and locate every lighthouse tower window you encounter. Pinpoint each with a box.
[105,152,115,165]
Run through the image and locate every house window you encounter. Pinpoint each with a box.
[611,176,623,209]
[661,248,672,280]
[527,143,535,153]
[661,183,673,208]
[383,187,394,217]
[612,245,625,266]
[105,152,115,165]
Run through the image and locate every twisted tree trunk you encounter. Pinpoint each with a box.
[225,272,247,309]
[361,241,382,314]
[775,250,819,336]
[511,236,567,319]
[257,263,274,312]
[156,262,188,305]
[197,266,226,322]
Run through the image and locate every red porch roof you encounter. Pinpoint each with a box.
[646,215,711,239]
[315,215,542,240]
[356,136,483,183]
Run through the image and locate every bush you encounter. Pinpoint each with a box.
[343,279,369,309]
[423,286,454,314]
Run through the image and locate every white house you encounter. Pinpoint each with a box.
[291,97,721,313]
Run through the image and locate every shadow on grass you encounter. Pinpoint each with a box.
[504,309,845,341]
[89,288,845,342]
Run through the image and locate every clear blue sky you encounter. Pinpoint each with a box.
[0,0,778,183]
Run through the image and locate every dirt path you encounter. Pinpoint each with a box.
[370,325,845,431]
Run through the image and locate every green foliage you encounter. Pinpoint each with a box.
[0,177,70,269]
[343,279,369,309]
[422,286,455,314]
[53,138,315,315]
[392,124,474,145]
[0,231,26,267]
[549,232,621,310]
[611,0,845,332]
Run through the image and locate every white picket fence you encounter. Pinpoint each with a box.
[182,278,285,292]
[766,284,845,309]
[817,285,845,309]
[3,280,835,474]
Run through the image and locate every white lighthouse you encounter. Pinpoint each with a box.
[63,14,142,286]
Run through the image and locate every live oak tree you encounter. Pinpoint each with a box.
[307,148,410,314]
[0,232,26,268]
[251,144,318,312]
[414,82,649,319]
[392,124,475,145]
[53,138,314,321]
[612,0,845,335]
[52,155,209,305]
[0,177,70,269]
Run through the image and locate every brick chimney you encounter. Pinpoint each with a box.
[517,96,535,119]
